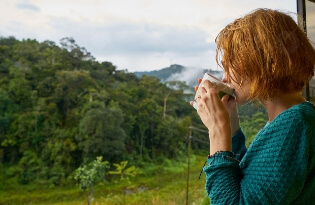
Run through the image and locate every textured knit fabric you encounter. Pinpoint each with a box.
[203,102,315,205]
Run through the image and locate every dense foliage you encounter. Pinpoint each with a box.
[0,36,205,185]
[0,36,268,186]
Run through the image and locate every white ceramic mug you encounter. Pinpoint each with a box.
[193,73,235,110]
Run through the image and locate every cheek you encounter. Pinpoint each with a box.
[229,82,238,92]
[235,93,248,105]
[229,81,250,102]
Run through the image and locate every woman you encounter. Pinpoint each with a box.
[191,9,315,204]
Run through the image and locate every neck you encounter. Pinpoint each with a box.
[260,92,306,122]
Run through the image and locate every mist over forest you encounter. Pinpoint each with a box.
[134,64,223,88]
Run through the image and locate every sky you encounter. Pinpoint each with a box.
[0,0,297,72]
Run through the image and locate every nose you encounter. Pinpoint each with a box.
[222,72,228,83]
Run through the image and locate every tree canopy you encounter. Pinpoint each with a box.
[0,36,202,184]
[0,36,267,185]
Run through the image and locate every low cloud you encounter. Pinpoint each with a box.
[166,66,223,88]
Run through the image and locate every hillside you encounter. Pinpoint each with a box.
[0,36,202,186]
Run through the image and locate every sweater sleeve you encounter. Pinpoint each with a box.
[203,111,308,205]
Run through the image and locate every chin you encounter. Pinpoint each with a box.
[236,97,250,106]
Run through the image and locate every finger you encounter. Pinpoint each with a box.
[203,80,225,112]
[198,78,202,84]
[199,86,207,95]
[201,80,216,93]
[198,81,216,114]
[221,94,229,104]
[194,94,202,101]
[194,86,199,92]
[221,94,230,109]
[209,89,225,111]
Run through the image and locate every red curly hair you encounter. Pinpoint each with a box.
[216,8,315,100]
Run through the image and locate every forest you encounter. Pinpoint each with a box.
[0,36,267,204]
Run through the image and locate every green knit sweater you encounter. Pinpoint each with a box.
[203,102,315,204]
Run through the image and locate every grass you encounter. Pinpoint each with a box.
[0,154,210,205]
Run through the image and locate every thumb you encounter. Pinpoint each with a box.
[222,94,237,109]
[221,94,230,107]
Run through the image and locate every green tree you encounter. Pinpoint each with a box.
[60,37,95,70]
[18,150,43,184]
[74,156,109,205]
[76,101,126,162]
[0,45,11,76]
[53,70,98,119]
[136,98,162,159]
[8,67,32,109]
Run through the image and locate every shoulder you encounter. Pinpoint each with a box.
[270,102,315,130]
[250,102,314,157]
[294,102,315,128]
[271,102,315,132]
[284,101,315,119]
[241,103,312,166]
[249,103,314,149]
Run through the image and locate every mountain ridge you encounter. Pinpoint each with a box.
[133,64,185,81]
[134,64,223,87]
